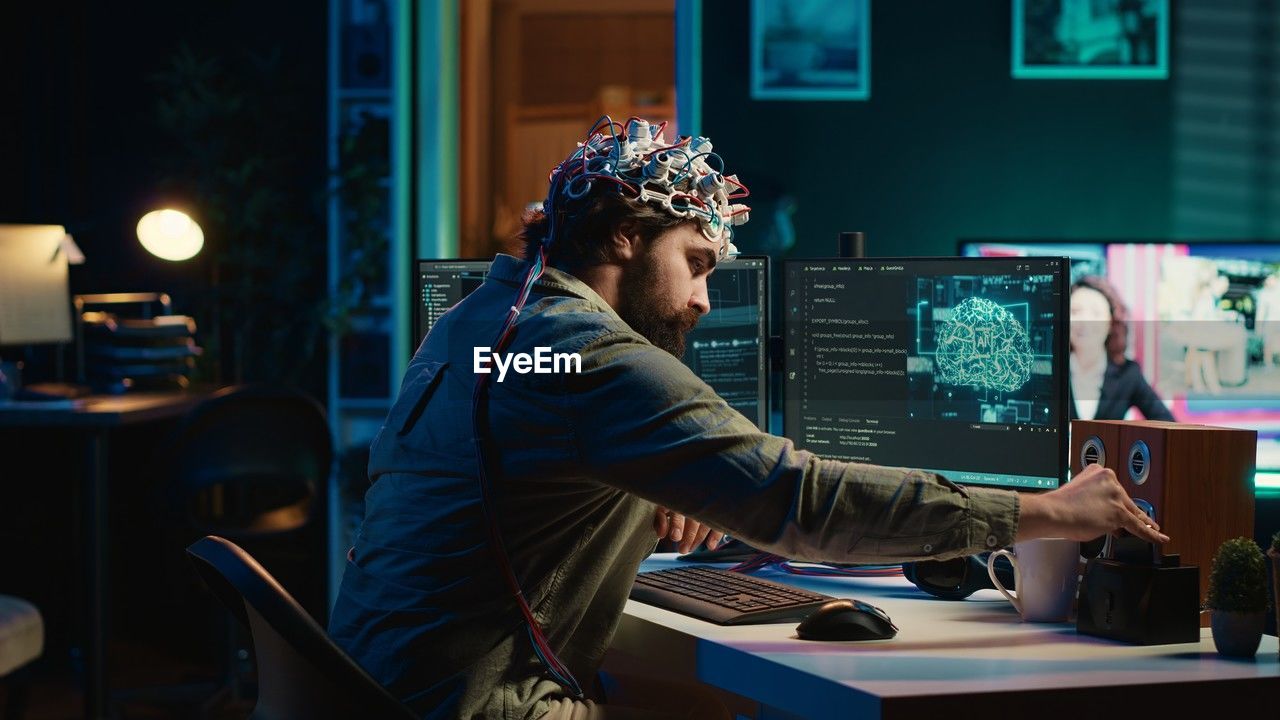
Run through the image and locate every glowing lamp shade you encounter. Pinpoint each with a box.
[137,209,204,261]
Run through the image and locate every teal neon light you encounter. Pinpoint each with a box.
[1255,471,1280,493]
[676,0,702,136]
[416,0,459,260]
[401,0,459,384]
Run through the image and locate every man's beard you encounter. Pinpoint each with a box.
[616,250,701,358]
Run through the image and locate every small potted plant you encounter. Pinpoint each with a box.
[1206,537,1268,658]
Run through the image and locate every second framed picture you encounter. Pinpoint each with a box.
[751,0,871,101]
[1013,0,1169,79]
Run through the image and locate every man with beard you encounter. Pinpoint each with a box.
[329,120,1167,720]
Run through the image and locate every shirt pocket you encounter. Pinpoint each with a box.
[382,359,449,440]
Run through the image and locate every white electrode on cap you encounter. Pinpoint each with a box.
[628,119,651,151]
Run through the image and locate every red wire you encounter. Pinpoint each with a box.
[672,192,707,208]
[471,248,583,696]
[587,117,625,138]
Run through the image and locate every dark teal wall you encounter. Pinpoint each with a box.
[703,0,1174,259]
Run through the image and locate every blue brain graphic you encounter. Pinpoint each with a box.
[934,297,1032,392]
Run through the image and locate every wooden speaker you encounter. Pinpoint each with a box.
[1070,419,1256,625]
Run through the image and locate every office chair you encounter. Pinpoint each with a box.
[0,595,43,720]
[167,384,331,540]
[186,536,417,720]
[133,384,333,715]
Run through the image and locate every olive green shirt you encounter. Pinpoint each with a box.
[329,254,1021,720]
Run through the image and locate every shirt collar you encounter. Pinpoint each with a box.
[487,253,624,323]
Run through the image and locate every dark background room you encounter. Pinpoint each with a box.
[2,1,1279,718]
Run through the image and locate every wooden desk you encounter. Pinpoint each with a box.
[0,391,207,720]
[615,556,1279,718]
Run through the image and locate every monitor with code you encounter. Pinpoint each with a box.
[414,259,492,346]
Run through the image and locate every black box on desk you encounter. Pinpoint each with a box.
[1076,555,1200,645]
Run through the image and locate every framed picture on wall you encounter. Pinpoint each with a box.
[1013,0,1169,79]
[751,0,870,101]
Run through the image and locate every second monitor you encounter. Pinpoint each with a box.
[415,256,770,430]
[784,257,1069,491]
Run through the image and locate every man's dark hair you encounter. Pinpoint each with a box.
[520,192,692,271]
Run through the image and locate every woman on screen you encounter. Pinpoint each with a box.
[1069,275,1174,421]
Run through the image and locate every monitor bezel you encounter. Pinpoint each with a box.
[714,254,771,430]
[782,255,1070,492]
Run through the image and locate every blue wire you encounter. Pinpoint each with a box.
[528,626,583,697]
[671,151,726,186]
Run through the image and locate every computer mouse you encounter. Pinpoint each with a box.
[795,599,898,641]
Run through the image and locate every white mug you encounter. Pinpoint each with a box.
[986,538,1081,622]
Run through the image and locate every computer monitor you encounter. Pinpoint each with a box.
[960,238,1280,481]
[682,256,770,429]
[784,257,1069,491]
[414,259,492,346]
[414,256,772,429]
[0,224,74,347]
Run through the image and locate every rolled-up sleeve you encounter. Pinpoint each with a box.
[565,331,1020,563]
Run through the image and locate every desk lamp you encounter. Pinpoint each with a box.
[136,209,203,261]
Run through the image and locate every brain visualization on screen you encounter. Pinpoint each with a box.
[908,273,1059,427]
[784,258,1068,491]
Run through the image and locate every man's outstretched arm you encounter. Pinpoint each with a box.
[567,332,1165,563]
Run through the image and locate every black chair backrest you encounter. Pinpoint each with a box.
[186,536,418,720]
[171,385,332,537]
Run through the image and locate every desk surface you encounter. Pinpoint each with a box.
[616,556,1279,718]
[0,387,212,720]
[0,390,204,427]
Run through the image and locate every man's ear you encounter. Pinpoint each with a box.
[609,219,643,262]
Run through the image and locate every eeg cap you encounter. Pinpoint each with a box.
[541,116,751,261]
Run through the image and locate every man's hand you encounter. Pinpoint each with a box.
[1017,464,1170,545]
[653,507,725,555]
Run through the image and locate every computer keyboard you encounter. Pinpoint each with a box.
[630,566,836,625]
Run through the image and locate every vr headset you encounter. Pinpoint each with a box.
[904,536,1107,600]
[902,553,1015,600]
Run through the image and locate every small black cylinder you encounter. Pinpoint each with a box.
[838,231,866,258]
